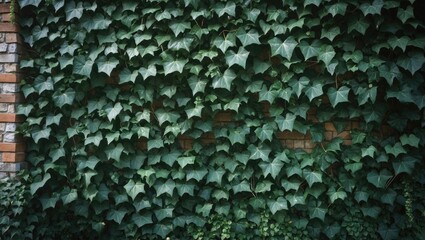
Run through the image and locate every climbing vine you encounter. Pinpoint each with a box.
[8,0,425,239]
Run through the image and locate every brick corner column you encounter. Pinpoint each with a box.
[0,0,26,179]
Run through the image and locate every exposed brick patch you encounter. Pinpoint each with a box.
[0,143,25,152]
[0,23,19,33]
[2,152,25,162]
[0,73,20,82]
[0,113,23,122]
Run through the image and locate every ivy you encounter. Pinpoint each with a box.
[12,0,425,239]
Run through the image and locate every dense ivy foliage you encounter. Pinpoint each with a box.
[11,0,425,239]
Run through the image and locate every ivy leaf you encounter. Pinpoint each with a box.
[305,82,323,101]
[177,156,195,168]
[225,47,250,68]
[61,189,78,205]
[255,181,273,193]
[163,59,188,75]
[213,34,236,53]
[321,27,340,41]
[290,77,309,98]
[154,179,176,197]
[327,86,350,108]
[106,103,123,121]
[397,6,414,23]
[259,158,284,179]
[299,40,320,60]
[106,209,127,224]
[392,156,417,175]
[267,197,288,214]
[384,142,406,157]
[124,180,145,200]
[139,65,157,80]
[119,68,138,84]
[378,223,399,240]
[186,169,208,182]
[359,0,384,16]
[308,201,327,221]
[327,3,348,17]
[248,144,271,161]
[318,45,336,67]
[132,213,153,228]
[169,37,194,52]
[268,37,298,60]
[154,224,173,239]
[212,69,236,91]
[254,124,274,142]
[154,208,174,222]
[303,170,323,187]
[397,51,425,75]
[73,56,94,77]
[324,223,341,239]
[188,76,207,95]
[169,21,190,36]
[236,29,261,46]
[304,0,321,7]
[207,168,226,185]
[232,180,251,194]
[400,134,420,147]
[52,88,75,108]
[65,1,83,21]
[213,2,236,17]
[388,36,410,52]
[367,169,392,188]
[275,113,296,132]
[286,194,306,207]
[30,173,51,195]
[327,187,347,203]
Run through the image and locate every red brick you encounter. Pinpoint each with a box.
[351,121,360,130]
[276,131,305,140]
[0,73,20,83]
[214,111,234,122]
[293,140,304,149]
[0,4,10,13]
[324,122,336,131]
[325,131,334,141]
[2,152,25,162]
[0,143,25,152]
[304,140,316,149]
[1,13,11,22]
[336,131,351,140]
[0,113,24,122]
[0,23,19,32]
[343,140,352,145]
[5,33,20,43]
[284,140,294,148]
[0,94,22,103]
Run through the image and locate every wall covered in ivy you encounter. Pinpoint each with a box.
[4,0,425,239]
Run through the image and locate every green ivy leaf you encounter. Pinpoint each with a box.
[30,173,51,195]
[327,187,347,203]
[397,51,425,75]
[305,82,323,101]
[155,179,176,197]
[73,56,94,77]
[186,169,208,182]
[303,170,323,187]
[32,127,51,143]
[378,223,399,240]
[213,2,236,17]
[384,142,406,157]
[213,34,236,53]
[367,169,392,188]
[132,213,153,228]
[65,1,83,21]
[124,180,145,200]
[212,69,236,91]
[154,208,174,222]
[163,59,188,75]
[275,113,296,132]
[106,103,123,122]
[188,76,207,95]
[119,68,138,84]
[318,45,336,67]
[267,197,288,214]
[268,37,298,60]
[327,3,348,17]
[169,21,191,36]
[225,47,250,68]
[286,194,306,207]
[259,158,284,179]
[327,86,350,108]
[236,29,261,46]
[299,40,320,60]
[232,180,251,194]
[392,156,417,175]
[248,144,271,161]
[400,134,420,147]
[207,168,226,185]
[106,208,127,224]
[255,181,273,193]
[397,6,414,23]
[308,201,327,221]
[359,0,384,16]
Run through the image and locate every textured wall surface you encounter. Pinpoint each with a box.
[0,0,26,178]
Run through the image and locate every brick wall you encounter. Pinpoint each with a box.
[0,0,26,178]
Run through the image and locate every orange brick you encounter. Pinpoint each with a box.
[284,140,293,148]
[0,113,24,122]
[276,131,305,140]
[324,122,336,131]
[214,111,234,122]
[1,13,11,22]
[0,143,25,152]
[325,131,333,141]
[0,94,22,103]
[293,140,304,149]
[304,148,313,153]
[304,140,316,149]
[343,140,352,145]
[5,33,20,43]
[0,23,19,32]
[351,121,360,130]
[336,131,351,140]
[0,4,10,13]
[202,138,215,145]
[0,73,20,83]
[2,152,25,162]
